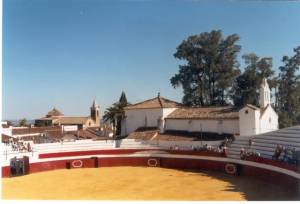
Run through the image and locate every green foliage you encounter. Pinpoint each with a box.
[277,46,300,128]
[18,118,28,127]
[171,30,241,106]
[103,92,130,136]
[231,53,275,107]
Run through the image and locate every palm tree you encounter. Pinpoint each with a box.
[103,91,130,137]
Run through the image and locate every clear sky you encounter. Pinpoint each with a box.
[3,0,300,120]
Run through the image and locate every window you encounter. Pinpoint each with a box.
[245,110,248,114]
[269,117,272,123]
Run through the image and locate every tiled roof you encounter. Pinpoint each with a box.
[54,117,90,125]
[12,126,62,135]
[125,96,181,110]
[166,106,239,120]
[127,129,159,140]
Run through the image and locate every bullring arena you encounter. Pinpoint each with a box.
[2,126,300,200]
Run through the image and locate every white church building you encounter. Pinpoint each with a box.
[121,78,278,137]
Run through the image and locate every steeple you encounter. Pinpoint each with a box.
[90,98,100,126]
[259,78,271,108]
[92,98,98,108]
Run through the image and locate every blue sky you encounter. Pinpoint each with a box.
[3,0,300,120]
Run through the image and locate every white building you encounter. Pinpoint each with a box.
[121,78,278,137]
[238,78,278,136]
[121,93,181,135]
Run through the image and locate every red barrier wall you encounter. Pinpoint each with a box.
[2,152,299,191]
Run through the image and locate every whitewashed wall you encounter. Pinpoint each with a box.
[165,119,239,134]
[239,107,260,136]
[1,126,12,136]
[122,108,163,135]
[259,106,278,134]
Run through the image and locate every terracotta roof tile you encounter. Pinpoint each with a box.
[125,96,181,110]
[166,106,239,120]
[12,126,61,135]
[54,117,90,125]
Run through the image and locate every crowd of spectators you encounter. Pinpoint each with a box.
[272,144,298,165]
[169,138,231,155]
[239,139,298,166]
[240,148,261,160]
[3,138,32,152]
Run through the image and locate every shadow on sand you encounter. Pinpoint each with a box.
[178,168,300,201]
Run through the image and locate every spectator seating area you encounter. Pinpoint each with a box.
[227,126,300,162]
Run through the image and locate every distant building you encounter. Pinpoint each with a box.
[121,78,278,137]
[35,99,100,130]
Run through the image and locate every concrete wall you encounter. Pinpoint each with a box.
[165,119,239,135]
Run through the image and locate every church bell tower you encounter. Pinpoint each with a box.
[90,99,100,126]
[259,78,271,108]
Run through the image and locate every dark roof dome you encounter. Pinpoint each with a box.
[46,108,64,117]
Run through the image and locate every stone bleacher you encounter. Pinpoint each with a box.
[227,126,300,160]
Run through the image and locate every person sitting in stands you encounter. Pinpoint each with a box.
[249,138,253,147]
[283,146,290,162]
[225,138,229,146]
[272,145,283,160]
[291,148,297,165]
[27,143,31,152]
[240,148,246,160]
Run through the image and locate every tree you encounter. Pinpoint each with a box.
[103,91,130,136]
[277,46,300,128]
[18,118,28,127]
[231,53,275,107]
[171,30,241,106]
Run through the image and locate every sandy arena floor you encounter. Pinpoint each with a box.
[2,167,299,200]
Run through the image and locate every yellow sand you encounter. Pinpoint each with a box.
[2,167,298,200]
